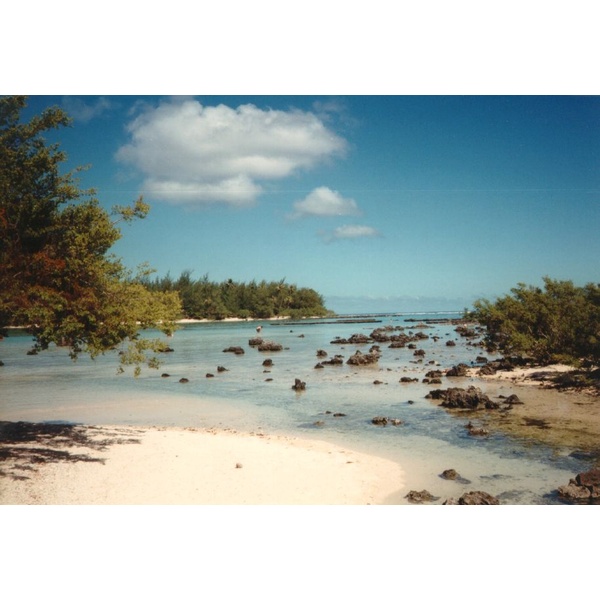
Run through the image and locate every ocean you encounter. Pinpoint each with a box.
[0,313,593,504]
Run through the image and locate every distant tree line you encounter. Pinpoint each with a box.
[468,277,600,366]
[144,271,332,320]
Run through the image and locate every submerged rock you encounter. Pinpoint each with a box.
[427,386,500,410]
[223,346,245,355]
[443,491,500,505]
[292,378,306,391]
[405,490,438,504]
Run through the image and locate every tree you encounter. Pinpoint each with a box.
[468,277,600,365]
[0,95,182,374]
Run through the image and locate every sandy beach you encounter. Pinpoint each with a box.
[0,424,405,505]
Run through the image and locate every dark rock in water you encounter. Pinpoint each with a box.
[429,386,500,410]
[316,349,328,358]
[405,490,438,504]
[265,378,273,382]
[217,365,228,372]
[223,346,245,355]
[457,491,499,505]
[440,469,459,480]
[371,416,388,426]
[248,337,264,346]
[262,358,273,367]
[179,378,189,383]
[206,373,214,378]
[333,413,346,417]
[400,377,418,383]
[161,373,170,378]
[446,340,456,347]
[466,423,490,436]
[347,349,380,365]
[314,363,324,369]
[373,380,384,385]
[476,355,488,363]
[557,468,600,503]
[257,340,283,352]
[504,394,523,405]
[292,378,306,391]
[320,354,344,366]
[446,363,469,377]
[158,346,174,353]
[426,370,443,378]
[413,349,426,357]
[407,400,415,404]
[389,418,403,426]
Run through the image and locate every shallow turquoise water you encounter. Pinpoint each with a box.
[0,314,593,504]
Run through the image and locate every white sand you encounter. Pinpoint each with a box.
[0,426,405,505]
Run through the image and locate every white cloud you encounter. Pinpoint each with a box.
[291,186,361,218]
[116,99,347,206]
[331,225,381,239]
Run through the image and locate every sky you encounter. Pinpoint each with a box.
[21,95,600,314]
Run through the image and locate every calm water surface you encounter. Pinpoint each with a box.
[0,313,592,504]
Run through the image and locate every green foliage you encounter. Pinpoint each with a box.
[468,278,600,365]
[0,95,182,373]
[145,273,330,320]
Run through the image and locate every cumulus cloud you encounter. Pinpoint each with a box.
[116,99,347,206]
[320,224,382,243]
[62,96,113,122]
[291,186,361,218]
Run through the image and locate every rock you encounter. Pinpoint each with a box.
[504,394,523,405]
[217,365,228,372]
[405,490,437,504]
[446,363,469,377]
[371,416,388,426]
[248,337,264,346]
[576,468,600,487]
[478,364,497,376]
[313,421,325,427]
[235,463,243,469]
[457,491,499,505]
[257,340,283,352]
[314,363,324,369]
[347,349,380,365]
[426,370,443,378]
[262,358,273,367]
[161,373,170,378]
[440,469,458,480]
[223,346,245,355]
[333,413,346,417]
[429,386,500,410]
[206,373,214,378]
[179,378,189,383]
[316,349,328,357]
[557,468,600,503]
[413,349,426,357]
[373,380,384,385]
[320,355,344,366]
[475,356,488,363]
[292,378,306,391]
[389,419,404,426]
[446,340,456,347]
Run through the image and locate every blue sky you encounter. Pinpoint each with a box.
[23,95,600,314]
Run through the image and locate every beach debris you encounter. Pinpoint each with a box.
[426,386,500,410]
[223,346,245,355]
[443,491,500,505]
[557,468,600,503]
[405,489,438,504]
[446,363,470,377]
[179,378,189,384]
[292,378,306,391]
